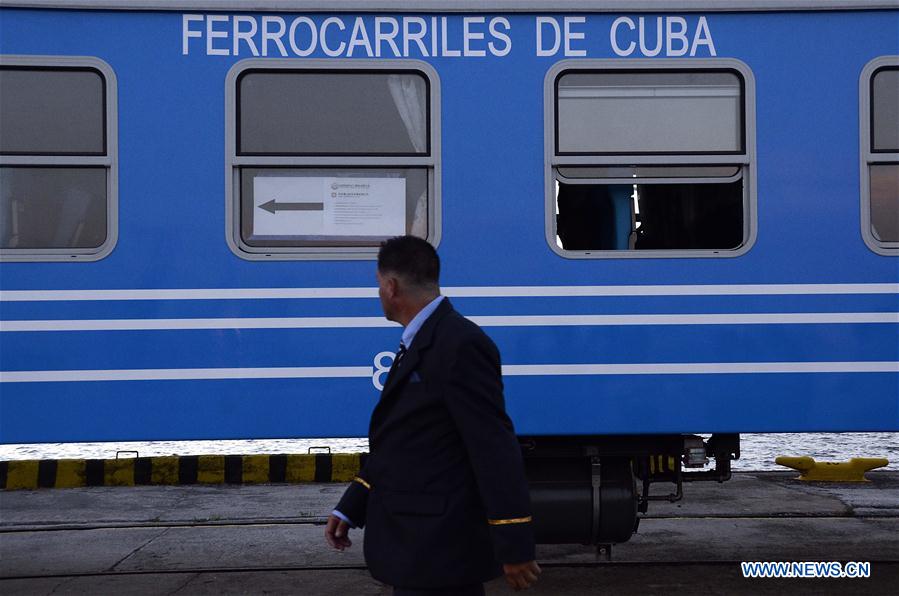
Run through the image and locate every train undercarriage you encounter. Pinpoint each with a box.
[522,433,740,554]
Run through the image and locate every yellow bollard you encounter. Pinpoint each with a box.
[775,456,889,482]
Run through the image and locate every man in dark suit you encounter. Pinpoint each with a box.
[325,236,540,595]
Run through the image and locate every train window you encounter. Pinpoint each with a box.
[861,58,899,254]
[0,57,117,261]
[556,72,742,154]
[0,69,105,154]
[1,167,107,249]
[871,68,899,153]
[238,72,428,156]
[239,167,428,249]
[226,60,440,260]
[545,60,756,258]
[870,165,899,243]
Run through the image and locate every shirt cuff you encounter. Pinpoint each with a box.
[331,509,355,528]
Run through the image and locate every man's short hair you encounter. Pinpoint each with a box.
[378,236,440,290]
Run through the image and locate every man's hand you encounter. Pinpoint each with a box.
[503,560,541,591]
[324,514,352,551]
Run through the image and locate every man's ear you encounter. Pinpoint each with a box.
[385,275,400,299]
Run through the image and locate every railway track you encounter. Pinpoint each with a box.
[3,519,898,582]
[15,560,886,582]
[2,508,895,535]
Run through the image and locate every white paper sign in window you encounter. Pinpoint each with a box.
[253,177,406,238]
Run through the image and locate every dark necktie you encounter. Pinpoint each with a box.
[394,342,408,368]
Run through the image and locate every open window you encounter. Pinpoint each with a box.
[0,56,117,261]
[545,60,756,258]
[860,56,899,255]
[225,60,441,260]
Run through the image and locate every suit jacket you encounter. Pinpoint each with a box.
[336,298,535,589]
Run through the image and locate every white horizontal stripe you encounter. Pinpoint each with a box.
[2,312,897,332]
[1,283,897,302]
[0,287,377,302]
[472,312,899,327]
[503,362,899,376]
[449,284,899,298]
[0,366,373,383]
[3,361,897,383]
[0,317,396,332]
[6,1,897,14]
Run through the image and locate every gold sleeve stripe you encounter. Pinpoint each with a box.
[487,516,532,526]
[353,476,372,490]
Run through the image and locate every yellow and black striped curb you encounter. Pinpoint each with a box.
[0,453,366,490]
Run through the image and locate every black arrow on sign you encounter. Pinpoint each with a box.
[259,199,324,214]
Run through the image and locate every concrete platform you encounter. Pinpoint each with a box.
[1,472,897,595]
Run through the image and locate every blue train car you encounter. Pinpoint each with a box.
[1,1,897,544]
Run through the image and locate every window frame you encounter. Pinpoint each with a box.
[225,58,441,261]
[0,55,118,262]
[544,58,758,259]
[860,56,899,255]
